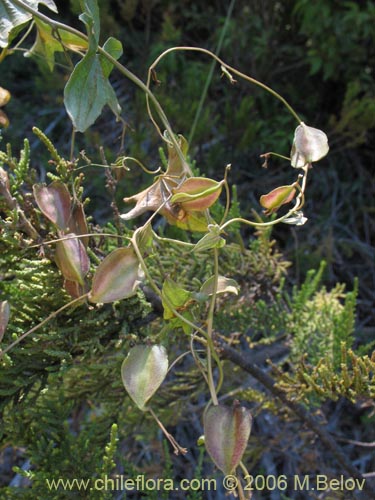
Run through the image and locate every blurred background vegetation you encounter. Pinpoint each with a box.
[1,1,374,497]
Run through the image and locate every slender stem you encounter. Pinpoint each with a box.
[28,232,130,248]
[0,293,89,358]
[148,407,187,455]
[148,46,302,124]
[236,476,247,500]
[261,152,291,162]
[167,349,205,375]
[220,165,232,226]
[119,157,162,175]
[12,19,35,51]
[131,228,224,390]
[220,168,308,231]
[153,233,195,249]
[70,128,76,161]
[206,248,220,405]
[131,229,202,335]
[190,334,210,386]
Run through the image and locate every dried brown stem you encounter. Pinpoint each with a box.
[219,341,374,499]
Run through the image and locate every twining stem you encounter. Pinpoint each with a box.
[220,167,308,231]
[147,46,302,125]
[0,293,89,358]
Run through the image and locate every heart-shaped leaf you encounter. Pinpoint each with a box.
[204,403,252,475]
[89,247,141,303]
[33,181,71,230]
[55,234,90,285]
[121,345,168,411]
[291,122,329,168]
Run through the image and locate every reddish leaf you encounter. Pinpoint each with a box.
[171,177,222,211]
[260,184,296,215]
[204,403,252,475]
[89,247,141,303]
[33,181,71,230]
[64,279,87,299]
[55,234,90,285]
[68,201,89,247]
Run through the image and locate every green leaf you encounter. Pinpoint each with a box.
[100,37,123,78]
[89,247,141,303]
[161,278,192,320]
[79,0,100,48]
[26,18,88,71]
[121,345,168,411]
[200,276,239,297]
[64,52,121,132]
[0,0,57,48]
[192,224,226,253]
